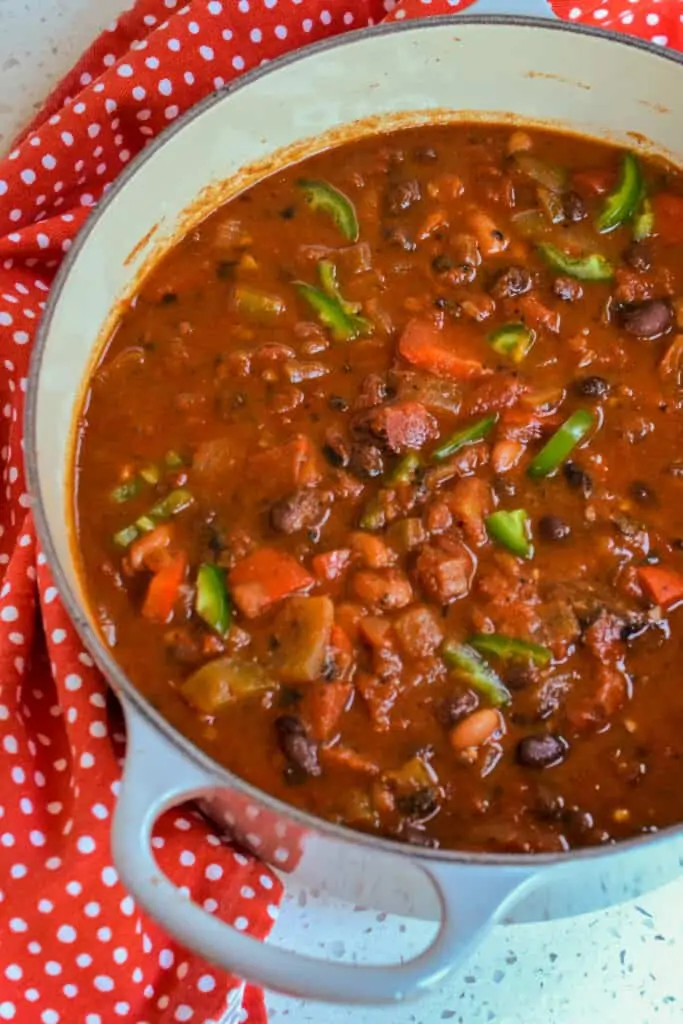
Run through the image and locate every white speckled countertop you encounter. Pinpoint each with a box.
[2,2,682,1021]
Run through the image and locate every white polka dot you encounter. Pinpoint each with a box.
[159,949,174,969]
[232,55,245,71]
[20,169,36,185]
[51,628,66,644]
[101,865,118,887]
[89,721,107,738]
[0,1005,15,1020]
[25,992,39,1004]
[3,734,17,753]
[120,895,135,916]
[203,897,218,913]
[0,604,18,623]
[114,1004,129,1017]
[168,38,181,51]
[9,864,26,879]
[117,64,133,78]
[174,1007,193,1022]
[97,927,112,942]
[113,947,128,965]
[208,0,222,11]
[234,916,249,931]
[145,56,160,70]
[199,45,214,60]
[44,961,61,976]
[77,835,96,854]
[84,901,100,918]
[62,986,77,999]
[240,885,255,899]
[5,965,21,981]
[9,918,27,933]
[41,154,57,170]
[80,752,95,769]
[0,312,12,326]
[76,954,92,968]
[94,976,114,992]
[267,903,279,920]
[27,941,41,954]
[57,925,76,944]
[87,124,101,139]
[158,78,173,96]
[29,831,46,847]
[1,834,14,847]
[179,849,195,866]
[197,974,216,993]
[12,332,28,346]
[0,181,6,197]
[41,1012,59,1024]
[91,802,108,820]
[275,24,288,39]
[188,20,200,33]
[60,132,74,147]
[45,857,61,870]
[38,899,53,913]
[19,797,32,814]
[205,863,223,881]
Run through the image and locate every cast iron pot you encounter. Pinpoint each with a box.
[26,0,683,1005]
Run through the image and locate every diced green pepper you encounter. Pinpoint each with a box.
[432,414,498,462]
[596,152,643,234]
[468,633,552,668]
[295,281,373,342]
[149,488,194,519]
[195,563,232,637]
[165,450,185,469]
[318,260,361,314]
[385,451,422,486]
[233,285,285,323]
[297,179,360,242]
[359,493,386,531]
[442,641,512,707]
[528,409,595,478]
[633,196,654,241]
[113,524,140,548]
[110,478,141,504]
[538,243,614,281]
[485,509,533,560]
[134,514,156,534]
[139,464,160,486]
[488,322,536,364]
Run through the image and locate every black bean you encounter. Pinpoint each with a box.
[628,480,657,506]
[322,429,350,468]
[436,690,479,727]
[396,788,439,822]
[538,514,571,541]
[563,190,586,222]
[563,461,593,497]
[279,205,296,220]
[618,299,672,339]
[574,375,610,399]
[383,225,416,252]
[516,734,568,769]
[432,254,454,274]
[385,179,422,215]
[553,276,583,302]
[328,394,349,412]
[623,239,652,272]
[490,265,532,299]
[274,715,320,776]
[533,786,566,821]
[413,146,438,163]
[505,660,539,691]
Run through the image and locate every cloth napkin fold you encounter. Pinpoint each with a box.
[0,1,679,1022]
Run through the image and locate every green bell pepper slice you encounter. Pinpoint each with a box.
[528,409,595,478]
[233,285,286,323]
[538,243,614,281]
[297,179,360,242]
[485,509,533,560]
[442,641,512,707]
[468,633,552,668]
[596,152,643,234]
[295,281,373,342]
[385,451,422,486]
[110,478,141,504]
[195,563,232,637]
[318,260,362,314]
[432,413,498,462]
[633,196,654,241]
[488,322,536,364]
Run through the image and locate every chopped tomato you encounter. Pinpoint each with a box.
[320,744,381,777]
[652,194,683,245]
[399,319,489,381]
[638,565,683,609]
[351,569,413,612]
[142,552,187,624]
[571,167,615,196]
[229,547,314,618]
[312,548,352,582]
[303,682,353,741]
[249,435,322,493]
[518,293,560,334]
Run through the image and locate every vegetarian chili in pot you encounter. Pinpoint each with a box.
[74,123,683,854]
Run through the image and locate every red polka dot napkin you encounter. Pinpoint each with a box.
[0,1,680,1022]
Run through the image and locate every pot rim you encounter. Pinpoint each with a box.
[25,12,683,870]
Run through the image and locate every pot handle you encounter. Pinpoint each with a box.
[467,0,555,17]
[113,707,540,1004]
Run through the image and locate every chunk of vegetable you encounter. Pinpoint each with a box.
[537,243,614,281]
[318,260,362,314]
[485,509,533,560]
[449,708,504,751]
[633,196,654,241]
[513,153,568,192]
[110,478,141,504]
[297,178,360,242]
[384,451,422,486]
[527,409,595,478]
[468,632,552,667]
[303,681,353,740]
[295,281,373,342]
[399,319,488,381]
[442,641,512,706]
[142,552,187,623]
[431,413,497,462]
[229,547,314,619]
[311,548,352,582]
[637,565,683,609]
[383,755,438,795]
[195,563,232,637]
[233,284,286,323]
[488,322,535,364]
[181,656,271,714]
[271,595,335,683]
[596,153,642,234]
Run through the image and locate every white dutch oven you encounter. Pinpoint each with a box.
[26,0,683,1006]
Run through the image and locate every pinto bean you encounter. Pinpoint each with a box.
[449,708,504,751]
